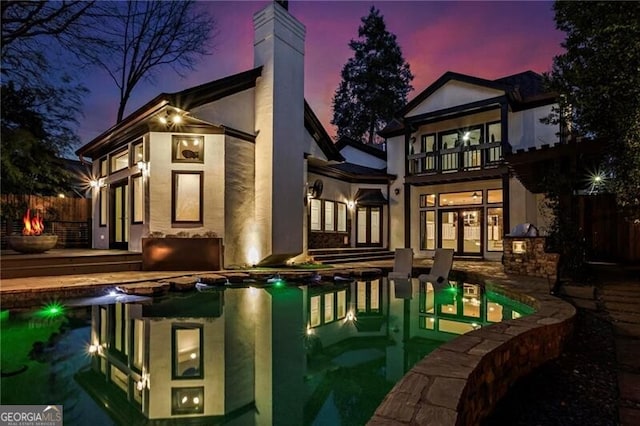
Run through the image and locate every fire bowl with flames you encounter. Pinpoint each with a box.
[7,209,58,254]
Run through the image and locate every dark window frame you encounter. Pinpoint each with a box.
[171,171,204,225]
[131,139,144,166]
[171,324,204,380]
[109,147,129,174]
[172,135,205,163]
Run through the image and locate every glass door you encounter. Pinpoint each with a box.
[110,180,129,249]
[439,209,482,255]
[356,206,382,247]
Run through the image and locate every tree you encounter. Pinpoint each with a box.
[77,1,215,122]
[1,1,90,196]
[545,1,640,221]
[1,82,84,195]
[1,0,95,85]
[331,6,413,145]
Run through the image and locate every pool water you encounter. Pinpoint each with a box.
[0,278,533,425]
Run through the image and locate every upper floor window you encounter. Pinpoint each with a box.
[110,149,129,173]
[132,140,144,164]
[487,122,501,143]
[99,158,108,177]
[173,135,204,163]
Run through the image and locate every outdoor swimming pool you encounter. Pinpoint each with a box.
[0,277,534,425]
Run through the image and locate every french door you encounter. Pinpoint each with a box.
[356,206,382,247]
[438,208,482,255]
[110,180,129,249]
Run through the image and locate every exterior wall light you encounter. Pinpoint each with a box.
[347,201,355,209]
[512,240,526,254]
[137,161,149,177]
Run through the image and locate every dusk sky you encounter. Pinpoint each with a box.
[77,0,565,145]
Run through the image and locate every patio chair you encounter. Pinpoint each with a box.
[393,278,413,299]
[388,248,414,280]
[418,248,454,286]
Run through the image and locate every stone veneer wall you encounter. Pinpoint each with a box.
[369,272,576,426]
[503,236,560,279]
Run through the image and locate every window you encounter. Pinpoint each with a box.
[487,207,504,251]
[310,295,321,327]
[110,365,129,394]
[173,135,204,163]
[487,122,501,143]
[99,158,108,177]
[420,210,436,250]
[132,140,144,164]
[324,201,335,231]
[132,319,144,372]
[439,191,483,206]
[337,290,346,319]
[99,187,107,226]
[487,189,503,204]
[172,325,203,379]
[337,203,347,232]
[110,149,129,173]
[421,134,436,152]
[324,293,334,323]
[172,171,203,224]
[419,194,436,207]
[132,175,143,223]
[172,387,204,415]
[310,199,321,231]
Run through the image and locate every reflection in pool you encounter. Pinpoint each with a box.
[0,278,534,425]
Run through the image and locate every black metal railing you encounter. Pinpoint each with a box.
[408,142,503,175]
[1,220,91,249]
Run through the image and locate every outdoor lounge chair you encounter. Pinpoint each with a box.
[418,248,454,286]
[388,248,414,280]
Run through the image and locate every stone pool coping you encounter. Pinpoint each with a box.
[368,269,577,426]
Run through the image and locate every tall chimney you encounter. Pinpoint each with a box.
[252,2,306,265]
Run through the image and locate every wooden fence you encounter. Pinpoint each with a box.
[1,194,91,249]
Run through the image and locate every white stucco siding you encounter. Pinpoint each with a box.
[509,104,559,150]
[406,81,504,118]
[191,88,256,133]
[509,177,541,232]
[385,134,405,249]
[224,136,256,267]
[147,319,225,419]
[340,145,386,169]
[147,132,225,237]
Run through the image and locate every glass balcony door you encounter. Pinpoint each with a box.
[439,208,482,255]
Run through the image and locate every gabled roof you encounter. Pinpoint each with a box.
[308,161,395,184]
[76,67,263,158]
[380,70,556,138]
[335,137,387,160]
[304,101,344,162]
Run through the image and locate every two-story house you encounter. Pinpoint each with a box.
[381,71,559,260]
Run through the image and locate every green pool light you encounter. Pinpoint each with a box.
[39,302,65,318]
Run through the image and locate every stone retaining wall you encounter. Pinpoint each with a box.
[369,273,576,426]
[503,236,560,279]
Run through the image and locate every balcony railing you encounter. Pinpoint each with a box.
[408,142,503,175]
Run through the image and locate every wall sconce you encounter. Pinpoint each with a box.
[158,109,184,126]
[394,188,401,196]
[347,201,355,209]
[512,240,526,254]
[90,178,106,189]
[136,369,151,391]
[472,191,479,200]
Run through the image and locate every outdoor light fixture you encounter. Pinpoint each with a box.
[394,188,401,196]
[472,191,479,200]
[137,161,149,177]
[512,240,526,254]
[90,178,106,189]
[347,201,355,209]
[158,109,184,126]
[462,131,471,141]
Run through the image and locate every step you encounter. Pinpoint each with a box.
[309,247,391,256]
[320,253,396,264]
[312,250,395,262]
[1,260,142,279]
[1,253,141,269]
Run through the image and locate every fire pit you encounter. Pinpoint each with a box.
[7,209,58,254]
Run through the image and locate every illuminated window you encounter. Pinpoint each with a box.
[439,191,483,206]
[487,122,501,143]
[99,187,107,226]
[132,319,144,371]
[419,194,436,207]
[487,189,503,204]
[172,171,203,224]
[310,199,321,231]
[487,207,504,251]
[420,210,435,250]
[172,325,203,379]
[324,293,334,323]
[310,296,321,327]
[99,158,107,177]
[337,203,347,232]
[172,387,204,415]
[132,140,144,164]
[110,149,129,172]
[110,365,129,394]
[324,201,335,231]
[132,175,143,223]
[173,135,204,163]
[337,290,346,319]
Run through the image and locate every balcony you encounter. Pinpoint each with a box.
[408,142,503,176]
